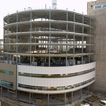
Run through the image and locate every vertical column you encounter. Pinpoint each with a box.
[66,10,68,66]
[41,36,43,54]
[16,11,18,64]
[93,20,95,61]
[12,55,14,64]
[16,11,18,102]
[32,93,34,104]
[1,86,2,95]
[16,90,18,101]
[19,56,20,63]
[32,36,34,53]
[80,89,82,100]
[64,93,66,105]
[82,15,84,64]
[30,9,32,65]
[87,86,90,95]
[89,18,91,63]
[29,92,31,104]
[49,9,51,66]
[3,20,5,62]
[73,12,75,65]
[47,94,50,106]
[35,36,36,53]
[7,14,9,63]
[7,88,9,98]
[71,92,73,104]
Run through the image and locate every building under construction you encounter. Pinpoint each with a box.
[0,9,96,105]
[0,0,98,105]
[88,0,106,93]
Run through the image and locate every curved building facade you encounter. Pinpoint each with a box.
[2,9,95,105]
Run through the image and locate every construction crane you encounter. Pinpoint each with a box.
[52,0,57,9]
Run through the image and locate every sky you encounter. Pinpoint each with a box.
[0,0,96,38]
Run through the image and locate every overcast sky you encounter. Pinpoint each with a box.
[0,0,96,38]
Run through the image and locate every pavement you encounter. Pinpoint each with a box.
[0,96,34,106]
[0,92,105,106]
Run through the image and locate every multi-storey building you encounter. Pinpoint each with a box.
[88,0,106,93]
[0,9,96,105]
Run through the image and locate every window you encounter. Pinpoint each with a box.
[0,69,13,75]
[18,68,95,78]
[18,78,95,91]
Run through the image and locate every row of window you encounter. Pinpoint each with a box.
[0,69,13,75]
[0,80,13,89]
[18,68,95,78]
[18,78,95,91]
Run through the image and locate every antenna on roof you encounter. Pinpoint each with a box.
[45,4,47,9]
[52,0,57,9]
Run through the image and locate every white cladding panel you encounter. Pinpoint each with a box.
[17,62,96,93]
[18,81,94,94]
[18,62,96,74]
[18,71,95,86]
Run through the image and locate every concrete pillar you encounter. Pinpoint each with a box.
[7,89,9,98]
[16,10,18,64]
[71,92,73,104]
[89,18,92,63]
[47,94,50,106]
[73,12,75,65]
[82,15,84,64]
[49,9,51,67]
[1,86,2,95]
[19,56,20,63]
[80,89,82,100]
[87,86,90,95]
[30,9,32,65]
[7,14,9,64]
[29,93,31,104]
[66,10,68,66]
[16,90,18,101]
[64,93,66,105]
[3,20,5,62]
[49,56,50,66]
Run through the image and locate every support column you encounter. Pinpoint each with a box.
[41,36,43,54]
[73,12,75,65]
[47,94,49,106]
[49,9,51,67]
[29,92,31,104]
[3,20,5,62]
[30,8,32,65]
[89,18,92,63]
[32,93,34,104]
[71,92,73,104]
[16,10,18,64]
[64,93,66,105]
[16,90,18,101]
[16,11,18,101]
[82,14,84,64]
[13,55,14,64]
[7,88,9,98]
[87,86,90,95]
[19,56,20,63]
[7,14,9,64]
[1,86,2,95]
[93,22,95,61]
[66,9,68,66]
[80,89,82,100]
